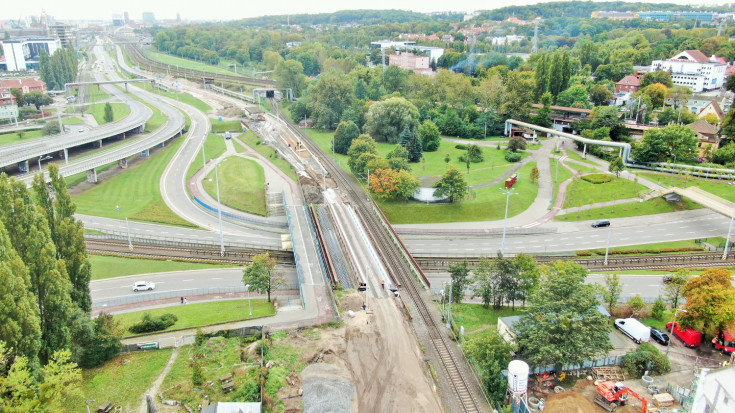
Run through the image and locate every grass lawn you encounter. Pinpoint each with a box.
[578,239,707,255]
[202,156,267,215]
[566,161,601,175]
[264,330,308,409]
[638,172,735,203]
[565,149,599,166]
[65,161,117,188]
[72,133,197,228]
[0,129,44,146]
[551,157,575,208]
[136,82,212,113]
[232,139,247,153]
[88,85,110,102]
[556,197,702,221]
[115,300,275,334]
[211,119,243,133]
[443,303,525,337]
[64,349,173,412]
[143,49,240,76]
[563,175,648,209]
[239,130,299,182]
[643,311,673,331]
[378,161,539,224]
[89,255,238,280]
[85,102,131,125]
[186,133,228,182]
[62,116,85,124]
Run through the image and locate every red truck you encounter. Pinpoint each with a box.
[667,322,702,348]
[713,329,735,354]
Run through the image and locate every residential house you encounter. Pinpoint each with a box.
[698,100,725,122]
[0,88,19,121]
[688,120,721,157]
[0,77,47,94]
[615,75,641,93]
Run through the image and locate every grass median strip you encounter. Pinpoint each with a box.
[556,197,702,221]
[638,172,735,203]
[239,130,299,182]
[186,132,227,183]
[85,102,131,125]
[89,254,238,280]
[202,156,267,215]
[115,300,275,334]
[0,129,44,146]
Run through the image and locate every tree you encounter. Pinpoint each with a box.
[507,136,526,152]
[642,83,668,109]
[448,260,471,304]
[262,50,284,70]
[275,59,306,97]
[472,257,498,309]
[515,261,613,372]
[514,253,540,306]
[0,221,42,369]
[664,268,690,309]
[608,156,625,177]
[41,122,60,136]
[23,92,52,111]
[711,143,735,166]
[590,106,626,141]
[532,92,553,127]
[620,343,670,377]
[534,53,549,100]
[589,84,613,107]
[9,88,24,107]
[306,71,354,129]
[363,97,419,144]
[633,124,699,163]
[438,108,464,137]
[333,121,360,155]
[641,70,673,89]
[406,128,423,163]
[433,165,468,203]
[502,70,534,121]
[681,268,735,340]
[464,331,514,405]
[555,84,589,108]
[651,297,666,320]
[70,311,121,368]
[386,144,410,172]
[242,253,283,303]
[347,134,378,177]
[418,120,441,152]
[103,102,113,123]
[628,296,646,318]
[368,168,419,201]
[529,165,540,184]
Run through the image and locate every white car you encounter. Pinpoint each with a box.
[132,281,155,292]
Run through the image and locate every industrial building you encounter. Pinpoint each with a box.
[0,38,61,71]
[651,50,726,92]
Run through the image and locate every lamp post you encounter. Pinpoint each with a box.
[724,203,735,260]
[245,284,252,316]
[499,187,517,256]
[201,135,207,167]
[446,278,453,330]
[215,159,226,257]
[441,281,447,321]
[667,308,688,355]
[125,217,132,251]
[604,224,612,266]
[38,155,53,172]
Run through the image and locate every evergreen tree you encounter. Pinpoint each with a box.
[406,128,423,163]
[33,165,92,312]
[39,51,52,89]
[103,103,114,123]
[0,174,73,364]
[0,221,42,370]
[399,124,412,147]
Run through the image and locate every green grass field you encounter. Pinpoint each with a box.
[211,119,243,133]
[65,161,117,188]
[143,49,241,76]
[0,129,44,146]
[85,102,131,125]
[551,157,575,208]
[62,117,85,125]
[643,311,673,331]
[565,161,601,175]
[87,86,110,103]
[64,349,173,412]
[136,82,211,113]
[563,175,647,209]
[578,239,707,255]
[232,139,247,153]
[202,156,267,215]
[72,132,197,228]
[638,172,735,203]
[186,133,228,183]
[115,300,275,334]
[89,255,238,280]
[556,197,702,221]
[378,161,539,224]
[443,303,524,337]
[565,148,599,166]
[239,130,299,182]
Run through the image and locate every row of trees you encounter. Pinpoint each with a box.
[39,48,79,91]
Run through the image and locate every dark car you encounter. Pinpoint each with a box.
[663,274,672,283]
[650,327,670,346]
[591,219,610,228]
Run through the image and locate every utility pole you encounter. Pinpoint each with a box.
[724,204,735,260]
[499,187,517,256]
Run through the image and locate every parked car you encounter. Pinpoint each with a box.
[615,318,650,344]
[591,219,610,228]
[666,322,702,348]
[132,281,155,292]
[650,327,670,346]
[225,131,231,139]
[662,274,672,283]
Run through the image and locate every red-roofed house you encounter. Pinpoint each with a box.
[0,77,47,94]
[688,120,720,157]
[616,75,641,93]
[651,50,726,92]
[698,100,725,121]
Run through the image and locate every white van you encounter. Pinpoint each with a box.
[614,318,650,344]
[225,131,231,139]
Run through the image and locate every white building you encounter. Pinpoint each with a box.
[371,40,444,65]
[389,52,429,70]
[0,38,61,71]
[651,50,726,92]
[690,366,735,413]
[491,35,525,45]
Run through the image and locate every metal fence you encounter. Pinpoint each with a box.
[666,383,693,410]
[84,230,279,250]
[92,284,300,310]
[193,195,287,229]
[283,195,306,309]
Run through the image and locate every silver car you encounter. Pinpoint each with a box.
[132,281,155,292]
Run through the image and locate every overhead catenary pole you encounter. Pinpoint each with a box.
[604,225,612,266]
[215,161,225,257]
[500,187,517,256]
[724,204,735,260]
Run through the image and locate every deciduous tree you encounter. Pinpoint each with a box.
[242,253,283,303]
[418,120,441,152]
[103,102,113,123]
[333,121,360,155]
[464,331,514,404]
[681,268,735,339]
[275,59,306,97]
[664,268,690,309]
[608,156,625,177]
[448,260,471,304]
[347,134,378,177]
[433,165,468,203]
[368,168,419,201]
[633,124,698,163]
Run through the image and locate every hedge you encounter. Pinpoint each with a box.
[129,313,178,333]
[575,246,705,256]
[581,174,613,184]
[504,151,522,163]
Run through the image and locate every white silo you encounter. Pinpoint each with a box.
[507,360,530,397]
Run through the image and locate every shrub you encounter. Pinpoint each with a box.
[651,297,666,320]
[455,144,468,150]
[192,358,204,385]
[575,250,593,256]
[128,312,178,334]
[42,122,61,136]
[507,136,526,152]
[504,152,522,163]
[621,343,670,376]
[581,174,613,184]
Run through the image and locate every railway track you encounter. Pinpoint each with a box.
[269,101,484,412]
[122,43,275,88]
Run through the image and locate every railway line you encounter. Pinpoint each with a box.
[269,100,485,413]
[121,43,275,88]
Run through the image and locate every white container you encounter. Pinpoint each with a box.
[507,360,530,393]
[614,318,651,344]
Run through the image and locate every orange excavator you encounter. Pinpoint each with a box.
[594,381,648,412]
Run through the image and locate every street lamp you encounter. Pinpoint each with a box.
[724,203,735,260]
[38,155,53,172]
[604,224,612,266]
[245,284,252,316]
[446,278,453,330]
[667,308,688,355]
[215,159,226,257]
[499,187,517,256]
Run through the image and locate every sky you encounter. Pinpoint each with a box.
[0,0,726,22]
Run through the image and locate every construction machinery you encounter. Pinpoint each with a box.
[594,381,648,412]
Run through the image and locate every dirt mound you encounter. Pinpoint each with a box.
[338,293,365,312]
[544,391,599,413]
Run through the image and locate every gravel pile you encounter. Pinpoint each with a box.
[302,363,355,413]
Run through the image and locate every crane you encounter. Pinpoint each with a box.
[594,381,648,413]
